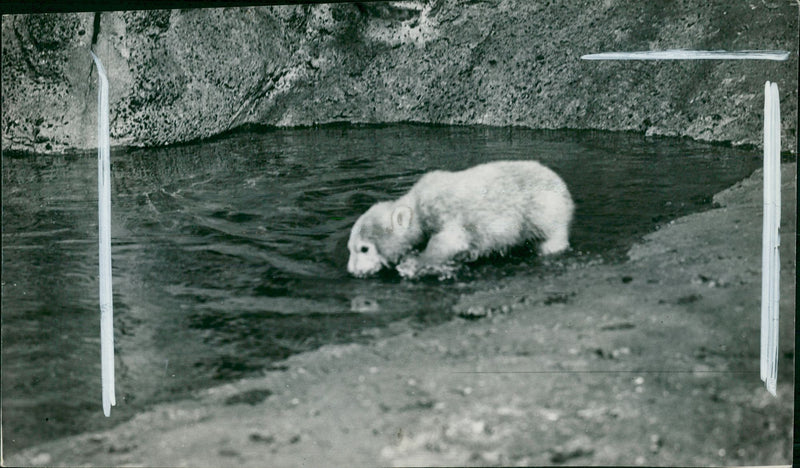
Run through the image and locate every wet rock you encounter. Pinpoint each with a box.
[443,417,488,441]
[692,364,714,377]
[593,348,611,359]
[515,295,531,304]
[539,408,560,422]
[30,453,52,465]
[477,450,501,464]
[539,408,561,422]
[576,406,609,420]
[676,293,702,304]
[649,434,663,453]
[612,347,631,358]
[496,405,524,417]
[543,291,574,305]
[351,295,381,313]
[458,305,491,319]
[107,443,137,454]
[224,388,273,406]
[218,447,240,458]
[599,322,635,331]
[249,432,275,444]
[399,398,436,412]
[549,435,594,463]
[692,274,722,288]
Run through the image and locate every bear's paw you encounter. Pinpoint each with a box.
[396,256,460,280]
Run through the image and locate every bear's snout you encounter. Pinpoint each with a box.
[347,255,381,277]
[347,247,384,277]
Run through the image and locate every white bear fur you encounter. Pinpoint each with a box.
[347,160,574,278]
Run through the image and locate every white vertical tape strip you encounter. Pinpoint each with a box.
[760,82,770,383]
[91,50,116,416]
[760,81,780,396]
[768,82,780,396]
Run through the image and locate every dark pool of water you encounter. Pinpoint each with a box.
[1,124,760,451]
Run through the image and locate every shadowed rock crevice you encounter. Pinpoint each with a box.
[91,11,101,46]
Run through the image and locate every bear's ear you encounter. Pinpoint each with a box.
[392,205,412,231]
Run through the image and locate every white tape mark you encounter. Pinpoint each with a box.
[581,49,790,61]
[91,50,116,416]
[760,81,781,396]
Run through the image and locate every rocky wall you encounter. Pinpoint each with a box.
[2,1,798,154]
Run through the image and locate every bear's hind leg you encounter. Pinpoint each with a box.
[532,190,572,256]
[539,225,569,255]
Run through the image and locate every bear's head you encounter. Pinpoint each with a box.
[347,202,416,277]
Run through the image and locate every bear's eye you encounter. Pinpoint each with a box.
[360,245,370,253]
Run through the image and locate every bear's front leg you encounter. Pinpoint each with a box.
[397,224,471,279]
[396,255,422,278]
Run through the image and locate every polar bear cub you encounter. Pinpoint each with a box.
[347,160,574,278]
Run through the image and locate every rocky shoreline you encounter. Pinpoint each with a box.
[5,164,794,466]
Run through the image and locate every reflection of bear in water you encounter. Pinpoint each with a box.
[347,160,574,279]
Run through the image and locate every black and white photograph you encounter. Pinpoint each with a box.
[1,1,797,466]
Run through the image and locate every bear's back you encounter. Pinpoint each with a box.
[408,160,573,249]
[410,160,569,206]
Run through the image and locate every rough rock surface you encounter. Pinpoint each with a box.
[2,1,798,154]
